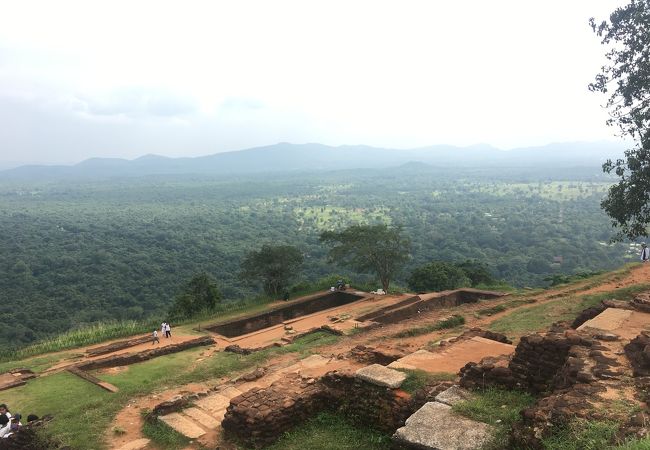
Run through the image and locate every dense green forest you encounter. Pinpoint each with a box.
[0,164,634,346]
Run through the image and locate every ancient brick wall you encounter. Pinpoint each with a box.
[460,329,595,394]
[222,370,423,448]
[221,373,328,448]
[320,371,414,433]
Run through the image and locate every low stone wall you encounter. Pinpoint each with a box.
[347,345,404,365]
[86,335,152,357]
[75,335,214,371]
[459,354,517,390]
[442,327,512,346]
[571,304,607,329]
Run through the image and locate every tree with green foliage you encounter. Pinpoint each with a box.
[590,1,650,239]
[240,244,303,296]
[456,260,496,286]
[170,273,222,318]
[407,261,470,292]
[320,224,410,292]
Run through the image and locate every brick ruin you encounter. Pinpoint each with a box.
[220,367,453,448]
[459,295,650,448]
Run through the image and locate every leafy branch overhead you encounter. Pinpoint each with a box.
[320,224,411,292]
[590,0,650,239]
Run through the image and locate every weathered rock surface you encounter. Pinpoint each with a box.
[393,402,493,450]
[355,364,406,388]
[159,412,206,439]
[434,385,473,406]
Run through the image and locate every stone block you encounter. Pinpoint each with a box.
[434,385,473,406]
[355,364,407,388]
[393,402,493,450]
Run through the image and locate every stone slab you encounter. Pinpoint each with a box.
[159,412,206,439]
[389,337,515,374]
[393,402,493,450]
[183,407,220,429]
[219,386,243,399]
[434,385,473,406]
[194,393,232,414]
[97,381,119,393]
[116,438,151,450]
[355,363,406,388]
[578,308,633,332]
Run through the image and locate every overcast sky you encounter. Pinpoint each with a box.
[0,0,627,165]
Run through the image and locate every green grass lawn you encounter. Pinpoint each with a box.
[266,411,391,450]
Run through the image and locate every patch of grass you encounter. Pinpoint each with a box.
[265,411,391,450]
[392,315,465,338]
[613,437,650,449]
[142,417,190,450]
[452,387,535,426]
[275,331,341,355]
[452,387,535,449]
[397,369,456,394]
[489,283,650,336]
[541,419,619,450]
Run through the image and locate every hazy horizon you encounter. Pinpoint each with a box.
[0,0,628,166]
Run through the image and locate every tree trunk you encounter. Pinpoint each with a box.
[381,277,390,292]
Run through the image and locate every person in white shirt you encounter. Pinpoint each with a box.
[161,322,167,338]
[641,243,649,262]
[165,323,171,338]
[152,330,160,345]
[0,415,10,438]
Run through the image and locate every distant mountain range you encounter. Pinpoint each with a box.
[0,141,627,180]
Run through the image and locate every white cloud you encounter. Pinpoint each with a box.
[0,0,629,163]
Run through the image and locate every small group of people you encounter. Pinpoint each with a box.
[152,321,172,344]
[0,403,38,438]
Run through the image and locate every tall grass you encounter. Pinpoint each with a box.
[0,320,155,363]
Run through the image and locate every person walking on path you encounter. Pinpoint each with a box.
[152,330,160,345]
[161,322,167,338]
[641,243,650,263]
[165,322,171,338]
